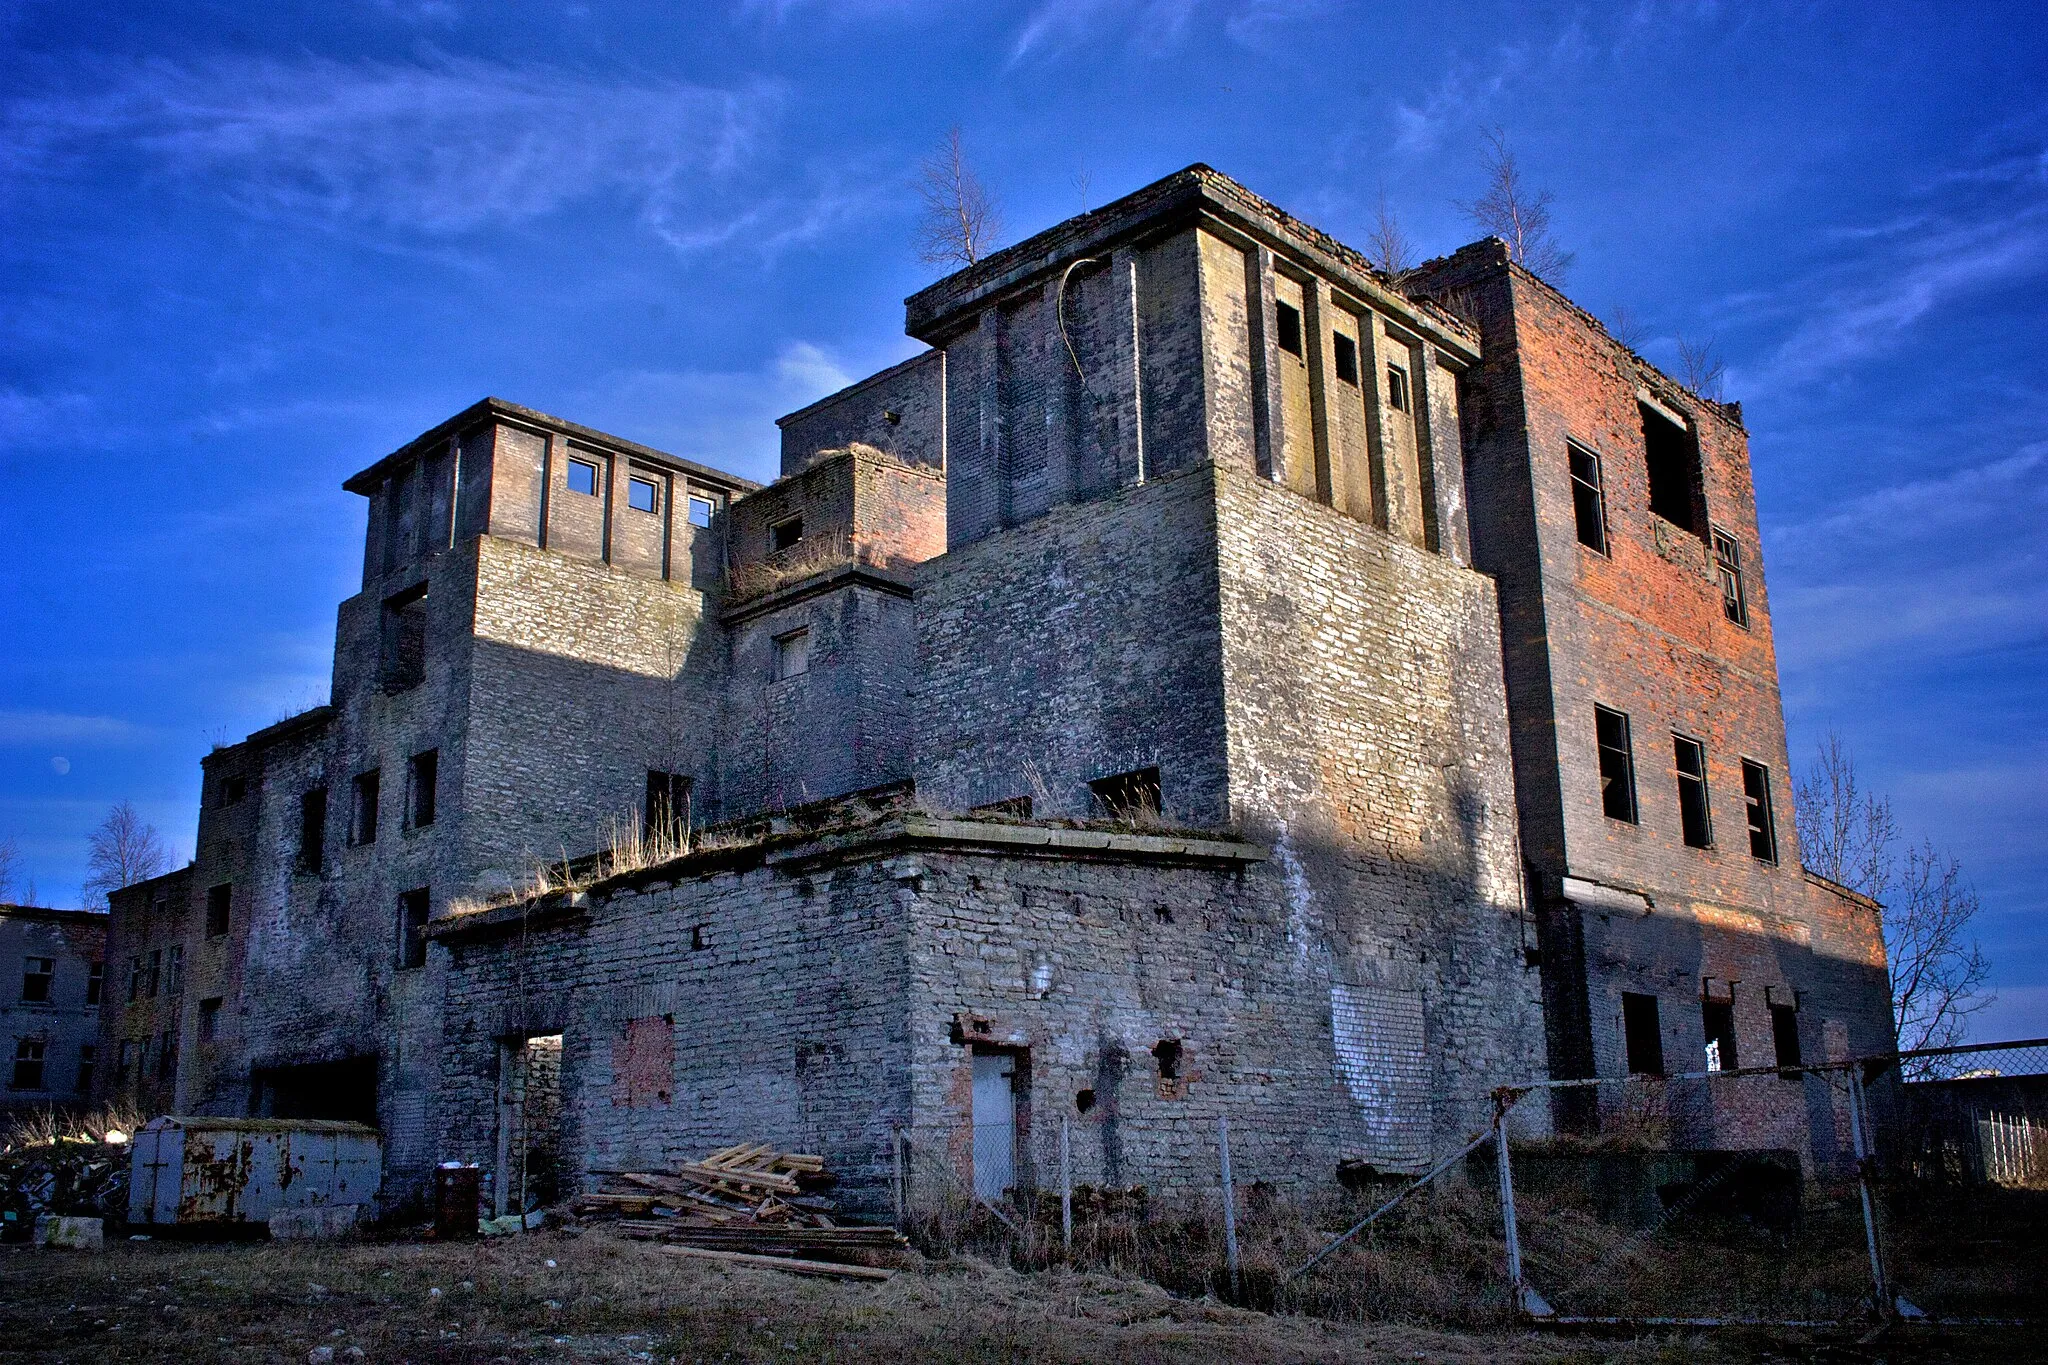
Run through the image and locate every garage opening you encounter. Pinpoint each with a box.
[497,1034,566,1217]
[249,1056,378,1126]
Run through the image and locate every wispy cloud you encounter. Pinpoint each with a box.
[0,710,158,747]
[2,54,789,251]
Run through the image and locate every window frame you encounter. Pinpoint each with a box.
[1741,759,1780,864]
[1712,527,1749,627]
[1702,996,1739,1072]
[626,474,660,514]
[85,961,103,1007]
[1331,331,1360,385]
[772,628,811,681]
[769,515,804,554]
[10,1038,46,1091]
[565,456,602,498]
[1567,441,1609,554]
[1594,706,1639,824]
[1673,733,1713,849]
[1275,300,1304,357]
[1621,992,1665,1077]
[350,769,381,847]
[687,493,717,529]
[1386,362,1411,412]
[20,956,53,1004]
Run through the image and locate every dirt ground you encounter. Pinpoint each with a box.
[0,1228,2039,1364]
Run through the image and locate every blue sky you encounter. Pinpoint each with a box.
[2,1,2042,1035]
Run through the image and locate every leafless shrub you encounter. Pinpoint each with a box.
[1674,334,1727,401]
[81,800,167,907]
[1365,187,1417,287]
[1607,304,1648,352]
[0,836,22,903]
[1,1099,146,1153]
[916,127,1005,270]
[1459,126,1574,283]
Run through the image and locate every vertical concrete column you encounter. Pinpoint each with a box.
[1415,344,1474,564]
[1111,247,1146,485]
[1302,276,1335,506]
[944,314,998,549]
[980,307,1007,527]
[1043,277,1075,507]
[1243,246,1283,482]
[1357,312,1395,533]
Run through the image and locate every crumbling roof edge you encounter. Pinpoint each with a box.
[1802,867,1883,914]
[204,705,335,765]
[719,561,913,626]
[0,904,111,927]
[773,349,940,429]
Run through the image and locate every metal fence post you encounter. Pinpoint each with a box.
[1845,1064,1891,1313]
[1494,1091,1547,1318]
[891,1124,905,1232]
[1218,1113,1240,1305]
[1060,1114,1072,1256]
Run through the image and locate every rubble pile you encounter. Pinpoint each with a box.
[0,1135,129,1239]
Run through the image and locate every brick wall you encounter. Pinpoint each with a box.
[2,907,107,1112]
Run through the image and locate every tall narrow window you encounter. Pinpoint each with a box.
[351,769,381,846]
[1275,301,1303,356]
[1712,528,1748,626]
[198,997,223,1043]
[127,956,144,1003]
[164,944,184,997]
[298,788,327,873]
[380,583,428,692]
[407,749,438,830]
[1771,1000,1802,1069]
[645,770,692,846]
[1622,993,1664,1076]
[1089,767,1162,822]
[1673,734,1712,848]
[398,888,430,970]
[1386,363,1411,412]
[1332,332,1359,384]
[86,962,103,1007]
[20,957,52,1003]
[144,949,161,997]
[205,884,231,938]
[773,628,810,680]
[156,1028,176,1082]
[75,1044,95,1093]
[1568,443,1608,553]
[1741,760,1779,863]
[1640,401,1700,532]
[11,1039,45,1091]
[1594,707,1638,823]
[1702,997,1739,1072]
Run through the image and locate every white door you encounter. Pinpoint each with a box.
[971,1051,1016,1202]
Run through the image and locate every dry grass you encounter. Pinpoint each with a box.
[725,530,856,602]
[1,1101,146,1155]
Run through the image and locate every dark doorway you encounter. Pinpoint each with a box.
[249,1056,378,1126]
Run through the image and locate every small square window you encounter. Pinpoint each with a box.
[688,495,716,528]
[206,884,232,938]
[774,628,810,681]
[628,476,659,514]
[1089,767,1162,822]
[219,775,247,807]
[1332,332,1359,385]
[566,457,600,497]
[770,516,804,553]
[1386,363,1410,412]
[1275,301,1303,357]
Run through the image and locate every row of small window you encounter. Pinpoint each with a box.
[293,750,439,873]
[15,956,100,1006]
[9,1038,95,1093]
[559,455,719,527]
[1273,302,1412,411]
[1618,989,1804,1078]
[1567,441,1750,626]
[1592,707,1778,862]
[125,942,192,1000]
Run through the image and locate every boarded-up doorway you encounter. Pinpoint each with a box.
[496,1033,565,1216]
[972,1049,1021,1201]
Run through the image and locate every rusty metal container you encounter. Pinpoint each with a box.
[434,1164,481,1239]
[127,1117,382,1227]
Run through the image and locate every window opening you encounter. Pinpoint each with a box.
[199,997,223,1043]
[206,883,232,938]
[351,769,381,846]
[1674,734,1712,848]
[1075,1088,1096,1113]
[299,788,327,873]
[645,770,693,846]
[1332,332,1359,384]
[1640,401,1700,532]
[627,475,659,514]
[687,495,716,528]
[156,1028,176,1082]
[1742,760,1779,863]
[1712,528,1748,626]
[1386,363,1410,412]
[566,457,600,497]
[1089,766,1162,822]
[75,1044,94,1093]
[1702,996,1739,1072]
[11,1039,45,1091]
[690,924,709,951]
[86,962,103,1007]
[1275,301,1303,357]
[1771,1001,1802,1069]
[1152,1039,1182,1081]
[1621,992,1664,1076]
[1568,443,1608,553]
[398,888,430,970]
[770,516,804,553]
[773,628,810,680]
[219,775,247,807]
[1594,707,1638,823]
[117,1040,137,1084]
[165,944,183,997]
[127,956,144,1003]
[408,749,438,829]
[1154,906,1173,925]
[20,957,52,1004]
[144,949,161,997]
[380,583,428,692]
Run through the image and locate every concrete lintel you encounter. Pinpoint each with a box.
[770,815,1268,871]
[1560,875,1653,917]
[719,562,913,626]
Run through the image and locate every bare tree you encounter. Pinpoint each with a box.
[1795,734,1993,1054]
[81,801,168,908]
[1459,126,1575,283]
[1365,187,1417,286]
[0,837,20,903]
[1675,334,1727,401]
[915,127,1005,270]
[1607,304,1648,351]
[1072,165,1092,215]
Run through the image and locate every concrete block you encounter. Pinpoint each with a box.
[267,1205,363,1241]
[34,1215,104,1251]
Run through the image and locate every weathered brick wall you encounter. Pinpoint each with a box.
[2,908,106,1112]
[776,350,945,477]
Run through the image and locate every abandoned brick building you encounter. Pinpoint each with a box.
[2,905,106,1113]
[101,166,1893,1213]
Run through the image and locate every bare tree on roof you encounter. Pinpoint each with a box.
[1365,187,1417,287]
[1607,304,1648,352]
[1460,126,1574,283]
[81,801,167,908]
[1795,733,1993,1057]
[0,837,20,903]
[916,127,1005,269]
[1676,334,1727,401]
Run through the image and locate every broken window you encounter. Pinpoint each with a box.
[1568,442,1608,553]
[1594,707,1638,823]
[687,494,716,528]
[566,456,600,497]
[351,769,381,846]
[690,924,709,951]
[75,1044,94,1094]
[117,1040,137,1084]
[1621,992,1664,1076]
[1712,528,1748,626]
[165,944,183,997]
[773,628,810,681]
[1702,996,1739,1072]
[299,788,327,873]
[407,749,438,830]
[1386,363,1411,413]
[645,770,693,845]
[380,583,428,693]
[1640,401,1700,532]
[627,475,659,514]
[206,884,231,938]
[1275,301,1303,357]
[1674,734,1712,848]
[398,888,429,970]
[218,774,247,807]
[20,957,52,1004]
[198,997,222,1043]
[11,1039,45,1091]
[86,962,102,1007]
[1771,1000,1802,1069]
[770,515,804,553]
[1332,331,1360,384]
[127,956,144,1003]
[1152,1039,1182,1081]
[144,949,161,997]
[156,1028,176,1082]
[1089,766,1162,822]
[1742,760,1779,863]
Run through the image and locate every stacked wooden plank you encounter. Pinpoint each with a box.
[573,1142,905,1280]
